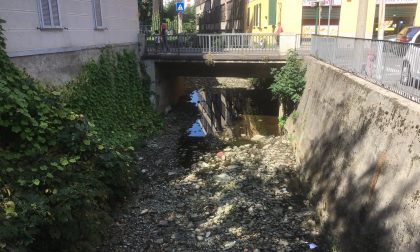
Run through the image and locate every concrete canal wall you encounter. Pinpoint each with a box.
[286,57,420,251]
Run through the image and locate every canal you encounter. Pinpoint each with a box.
[102,79,323,252]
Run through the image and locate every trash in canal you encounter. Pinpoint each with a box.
[308,243,318,249]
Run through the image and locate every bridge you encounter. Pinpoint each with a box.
[141,33,419,111]
[142,33,311,63]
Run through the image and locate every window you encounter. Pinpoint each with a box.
[92,0,103,28]
[221,4,226,22]
[268,0,277,25]
[38,0,61,28]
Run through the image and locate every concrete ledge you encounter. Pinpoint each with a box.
[11,43,138,85]
[287,56,420,251]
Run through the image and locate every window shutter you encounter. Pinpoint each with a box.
[41,0,51,26]
[94,0,103,28]
[268,0,276,25]
[50,0,60,26]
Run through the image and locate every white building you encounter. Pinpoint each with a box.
[0,0,140,84]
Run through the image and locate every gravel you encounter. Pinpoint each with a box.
[101,103,321,252]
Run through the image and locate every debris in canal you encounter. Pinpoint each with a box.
[101,84,322,251]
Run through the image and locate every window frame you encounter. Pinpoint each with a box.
[92,0,104,29]
[37,0,62,29]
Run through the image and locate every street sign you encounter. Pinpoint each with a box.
[176,2,184,12]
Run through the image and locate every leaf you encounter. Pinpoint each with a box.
[83,139,91,145]
[60,158,69,166]
[32,179,40,186]
[46,173,54,178]
[39,122,48,129]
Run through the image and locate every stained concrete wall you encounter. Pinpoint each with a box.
[11,43,138,85]
[286,57,420,251]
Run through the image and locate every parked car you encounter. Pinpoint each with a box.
[396,26,420,43]
[401,39,420,88]
[386,28,420,57]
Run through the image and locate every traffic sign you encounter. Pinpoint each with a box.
[176,2,184,12]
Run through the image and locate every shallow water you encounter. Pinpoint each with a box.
[186,87,279,139]
[179,87,279,168]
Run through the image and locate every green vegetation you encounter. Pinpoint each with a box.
[163,0,196,33]
[0,19,160,251]
[64,47,161,146]
[270,50,306,117]
[278,116,287,129]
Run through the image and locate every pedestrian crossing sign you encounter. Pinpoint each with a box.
[176,2,184,12]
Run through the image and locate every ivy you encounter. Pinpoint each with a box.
[64,47,162,146]
[270,50,306,116]
[0,19,159,251]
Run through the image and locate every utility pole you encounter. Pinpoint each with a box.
[327,0,332,36]
[355,0,369,38]
[178,12,183,33]
[314,2,320,35]
[377,0,386,40]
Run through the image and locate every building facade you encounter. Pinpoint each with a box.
[0,0,140,84]
[197,0,420,39]
[195,0,246,32]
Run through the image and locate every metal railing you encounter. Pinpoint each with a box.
[145,33,311,55]
[311,35,420,103]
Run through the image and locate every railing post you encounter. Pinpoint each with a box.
[241,34,244,49]
[177,35,180,56]
[227,34,230,51]
[208,35,211,53]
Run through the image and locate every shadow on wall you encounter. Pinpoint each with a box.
[290,64,420,251]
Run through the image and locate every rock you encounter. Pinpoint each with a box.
[196,235,204,241]
[140,209,149,215]
[251,134,265,141]
[224,241,236,249]
[155,238,164,244]
[158,220,169,226]
[205,231,211,238]
[279,239,289,246]
[214,173,232,183]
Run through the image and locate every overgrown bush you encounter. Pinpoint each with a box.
[0,19,153,251]
[64,48,161,146]
[270,50,306,116]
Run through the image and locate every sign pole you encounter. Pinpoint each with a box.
[178,12,183,33]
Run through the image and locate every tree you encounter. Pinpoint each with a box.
[138,0,153,25]
[269,50,306,116]
[162,0,196,33]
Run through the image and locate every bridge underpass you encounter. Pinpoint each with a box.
[144,59,284,113]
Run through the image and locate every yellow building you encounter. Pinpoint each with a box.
[243,0,420,39]
[244,0,303,34]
